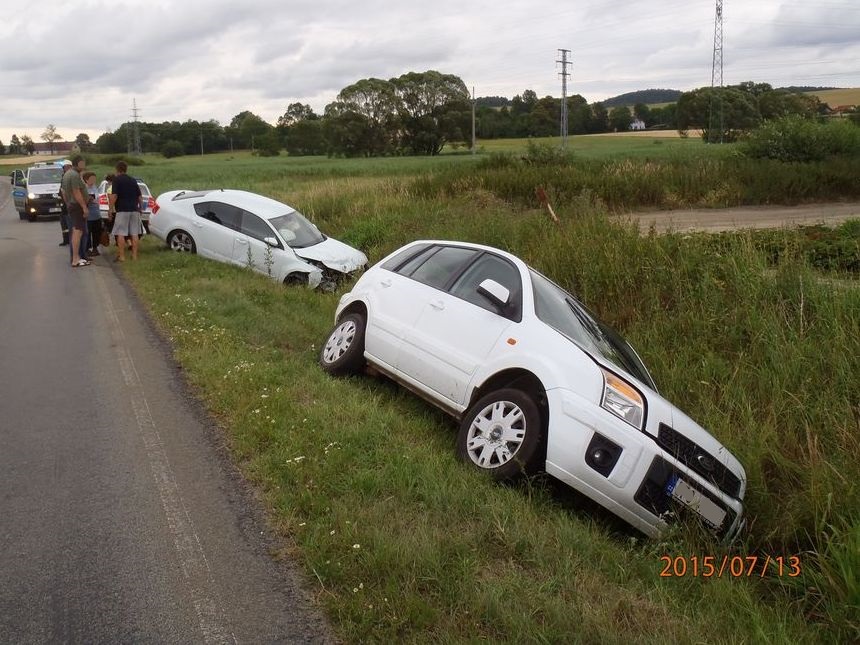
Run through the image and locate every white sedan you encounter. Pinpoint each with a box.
[320,240,747,540]
[150,189,367,288]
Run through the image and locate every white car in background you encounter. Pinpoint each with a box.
[320,240,747,539]
[97,178,155,231]
[150,189,367,288]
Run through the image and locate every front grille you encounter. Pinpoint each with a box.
[656,423,741,498]
[635,456,736,537]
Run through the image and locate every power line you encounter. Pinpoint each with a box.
[557,49,571,149]
[128,98,142,155]
[708,0,724,144]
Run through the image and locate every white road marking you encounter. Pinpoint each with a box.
[96,268,236,644]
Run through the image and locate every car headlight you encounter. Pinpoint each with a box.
[28,192,36,199]
[600,368,645,429]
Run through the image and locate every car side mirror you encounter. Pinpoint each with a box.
[477,279,510,308]
[263,236,279,247]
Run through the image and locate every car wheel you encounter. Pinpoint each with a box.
[167,230,196,253]
[27,213,37,222]
[284,273,308,287]
[319,313,366,376]
[457,388,543,480]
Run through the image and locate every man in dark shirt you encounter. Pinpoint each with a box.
[109,160,142,262]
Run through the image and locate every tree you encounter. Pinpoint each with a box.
[391,70,470,154]
[609,106,633,132]
[95,130,125,154]
[255,130,282,157]
[677,86,760,141]
[40,124,63,154]
[588,103,609,133]
[0,140,5,155]
[74,133,93,152]
[284,120,325,156]
[633,102,651,124]
[21,135,35,155]
[277,103,317,128]
[161,140,184,158]
[325,78,401,156]
[9,134,22,155]
[227,111,272,149]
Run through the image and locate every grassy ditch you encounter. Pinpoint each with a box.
[123,174,858,642]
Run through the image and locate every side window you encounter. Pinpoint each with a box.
[381,243,431,272]
[240,211,278,245]
[12,170,25,187]
[193,202,242,231]
[449,253,522,320]
[407,246,478,290]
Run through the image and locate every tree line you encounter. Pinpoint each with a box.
[1,74,850,159]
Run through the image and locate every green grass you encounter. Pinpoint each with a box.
[113,150,860,643]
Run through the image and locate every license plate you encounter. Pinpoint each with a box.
[49,207,61,213]
[666,476,726,528]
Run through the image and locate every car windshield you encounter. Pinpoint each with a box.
[268,211,324,248]
[28,168,63,184]
[530,269,656,390]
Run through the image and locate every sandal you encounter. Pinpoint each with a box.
[72,259,91,267]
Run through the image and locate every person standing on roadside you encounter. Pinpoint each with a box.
[83,171,102,256]
[58,161,72,247]
[109,161,142,262]
[60,155,90,267]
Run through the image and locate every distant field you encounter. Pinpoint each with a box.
[804,88,860,107]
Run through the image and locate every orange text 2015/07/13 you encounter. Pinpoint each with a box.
[659,555,802,578]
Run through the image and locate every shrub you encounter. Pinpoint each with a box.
[741,116,860,162]
[160,141,185,159]
[88,153,146,166]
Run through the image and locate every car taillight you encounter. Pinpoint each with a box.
[152,200,160,215]
[98,194,108,205]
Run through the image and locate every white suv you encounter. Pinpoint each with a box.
[320,240,746,539]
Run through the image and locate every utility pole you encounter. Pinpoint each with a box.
[129,98,142,155]
[708,0,724,144]
[557,49,571,149]
[471,86,476,155]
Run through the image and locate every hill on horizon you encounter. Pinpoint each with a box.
[601,89,682,108]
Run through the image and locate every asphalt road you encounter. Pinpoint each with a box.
[0,180,332,643]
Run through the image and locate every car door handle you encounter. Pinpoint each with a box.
[429,300,445,311]
[193,221,203,228]
[236,238,248,245]
[380,278,392,288]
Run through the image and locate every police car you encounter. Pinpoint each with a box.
[9,160,69,221]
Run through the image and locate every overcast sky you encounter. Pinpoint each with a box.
[1,0,858,144]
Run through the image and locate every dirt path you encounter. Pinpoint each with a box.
[620,202,860,233]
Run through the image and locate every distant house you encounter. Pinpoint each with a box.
[629,119,646,131]
[32,141,75,155]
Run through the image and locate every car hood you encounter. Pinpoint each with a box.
[293,237,368,274]
[29,183,61,194]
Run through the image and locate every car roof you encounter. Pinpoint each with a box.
[170,189,294,219]
[403,239,526,268]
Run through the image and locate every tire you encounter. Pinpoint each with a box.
[457,388,543,481]
[284,273,308,287]
[167,230,196,253]
[319,313,366,376]
[27,213,37,222]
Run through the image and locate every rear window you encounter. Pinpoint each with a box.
[172,190,214,201]
[407,246,478,290]
[381,243,431,272]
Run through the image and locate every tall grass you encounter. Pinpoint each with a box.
[411,154,860,211]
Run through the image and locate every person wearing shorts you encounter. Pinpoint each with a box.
[109,161,142,262]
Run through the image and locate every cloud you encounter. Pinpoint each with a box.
[0,0,858,142]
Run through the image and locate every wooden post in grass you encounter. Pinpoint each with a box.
[535,187,559,224]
